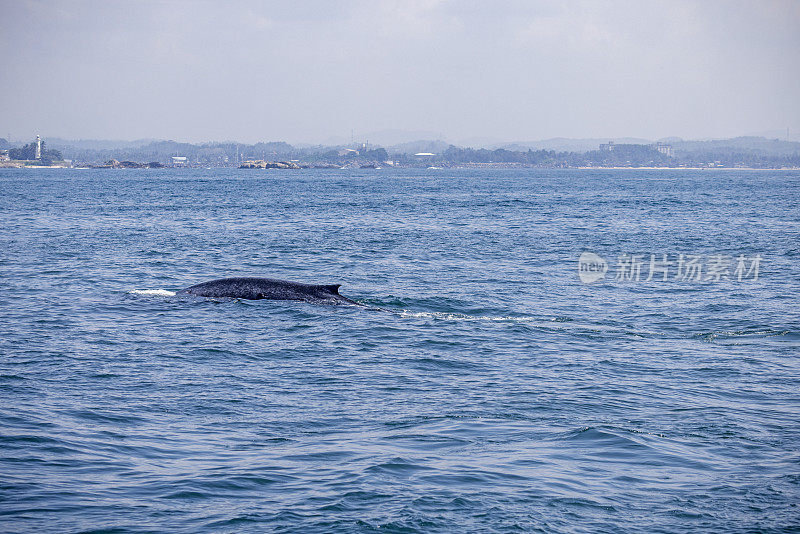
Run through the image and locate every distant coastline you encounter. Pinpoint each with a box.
[3,164,798,171]
[2,135,798,170]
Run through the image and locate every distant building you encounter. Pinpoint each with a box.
[651,142,674,157]
[0,149,9,162]
[171,156,187,166]
[35,135,42,159]
[413,152,436,157]
[599,141,615,152]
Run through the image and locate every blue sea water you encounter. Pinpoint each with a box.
[1,167,798,533]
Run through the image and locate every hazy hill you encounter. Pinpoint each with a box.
[671,136,800,156]
[44,138,159,151]
[387,139,451,155]
[362,129,445,147]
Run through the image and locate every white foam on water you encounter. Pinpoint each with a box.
[398,310,538,322]
[396,310,669,338]
[129,289,177,297]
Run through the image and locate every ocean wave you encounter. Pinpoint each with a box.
[693,328,794,341]
[398,310,541,322]
[129,289,177,297]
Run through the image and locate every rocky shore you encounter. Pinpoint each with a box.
[239,160,346,169]
[239,160,308,169]
[90,159,164,169]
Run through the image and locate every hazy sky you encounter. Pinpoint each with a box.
[1,0,799,144]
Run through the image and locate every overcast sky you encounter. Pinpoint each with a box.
[1,0,799,144]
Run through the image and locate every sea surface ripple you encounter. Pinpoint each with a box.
[1,168,799,533]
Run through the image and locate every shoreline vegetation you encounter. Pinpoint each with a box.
[1,135,799,170]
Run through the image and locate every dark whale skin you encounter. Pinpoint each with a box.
[177,277,360,305]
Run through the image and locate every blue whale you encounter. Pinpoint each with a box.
[177,277,360,305]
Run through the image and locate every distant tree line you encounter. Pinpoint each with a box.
[57,140,303,166]
[582,144,671,167]
[408,143,799,168]
[395,144,672,167]
[674,148,800,168]
[439,146,573,166]
[8,141,63,165]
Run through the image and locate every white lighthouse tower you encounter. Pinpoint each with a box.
[35,135,42,160]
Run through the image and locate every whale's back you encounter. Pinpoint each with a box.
[177,277,356,304]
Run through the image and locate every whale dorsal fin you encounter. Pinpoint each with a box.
[321,284,341,294]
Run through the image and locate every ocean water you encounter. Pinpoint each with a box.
[1,167,798,533]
